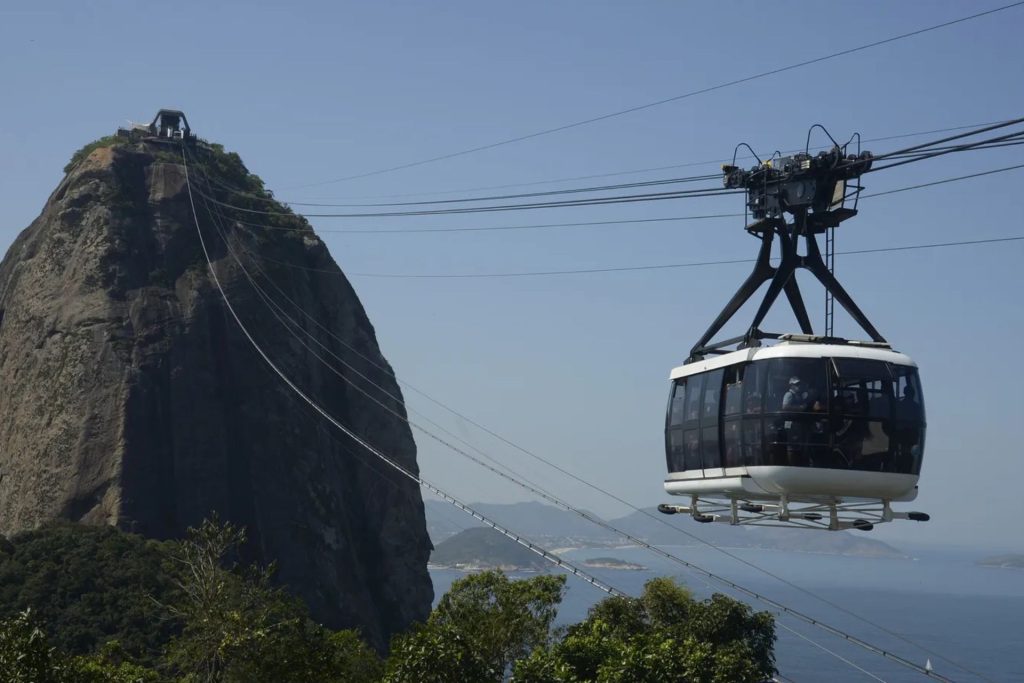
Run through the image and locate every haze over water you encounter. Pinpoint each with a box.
[432,544,1024,682]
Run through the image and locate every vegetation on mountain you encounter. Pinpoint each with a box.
[0,523,179,666]
[64,135,124,173]
[0,522,775,682]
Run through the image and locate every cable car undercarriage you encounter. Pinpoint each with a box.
[659,497,929,532]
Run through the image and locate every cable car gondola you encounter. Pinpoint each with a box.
[660,134,929,531]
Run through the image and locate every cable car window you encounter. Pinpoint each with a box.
[667,429,685,472]
[700,369,724,469]
[742,418,764,467]
[701,423,720,468]
[742,362,765,415]
[832,358,893,419]
[683,429,701,470]
[723,365,745,417]
[669,379,687,428]
[764,358,827,414]
[889,364,925,474]
[702,369,724,420]
[723,420,741,467]
[684,373,704,425]
[890,364,924,420]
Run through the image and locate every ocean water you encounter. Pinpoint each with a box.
[430,545,1024,682]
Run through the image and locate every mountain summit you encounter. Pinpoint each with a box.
[0,135,432,647]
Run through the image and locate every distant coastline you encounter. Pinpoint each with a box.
[581,557,646,570]
[977,554,1024,569]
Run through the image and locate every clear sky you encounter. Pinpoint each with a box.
[1,1,1022,551]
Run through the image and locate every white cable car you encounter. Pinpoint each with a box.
[660,136,929,530]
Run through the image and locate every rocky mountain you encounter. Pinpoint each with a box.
[0,137,432,648]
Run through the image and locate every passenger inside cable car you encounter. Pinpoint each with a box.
[665,356,925,476]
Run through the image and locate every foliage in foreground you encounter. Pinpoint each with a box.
[0,522,775,682]
[513,577,776,683]
[0,522,179,666]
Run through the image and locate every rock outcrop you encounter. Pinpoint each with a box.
[0,139,432,648]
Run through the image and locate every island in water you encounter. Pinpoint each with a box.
[581,557,647,570]
[977,554,1024,569]
[430,527,549,571]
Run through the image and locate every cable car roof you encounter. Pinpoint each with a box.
[669,339,917,380]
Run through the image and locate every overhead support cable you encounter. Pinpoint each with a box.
[181,147,626,600]
[865,115,1024,165]
[342,235,1024,279]
[199,168,868,681]
[189,118,1023,214]
[190,162,991,679]
[863,130,1024,174]
[195,184,739,219]
[186,149,966,683]
[190,166,723,208]
[193,118,1018,208]
[232,213,744,235]
[283,2,1024,188]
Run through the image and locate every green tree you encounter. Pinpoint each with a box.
[0,523,180,666]
[0,609,69,683]
[513,577,775,683]
[385,571,566,683]
[68,640,165,683]
[165,516,381,683]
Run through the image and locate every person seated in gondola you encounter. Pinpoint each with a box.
[782,376,824,465]
[890,384,922,472]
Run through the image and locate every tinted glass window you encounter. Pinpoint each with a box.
[723,420,742,468]
[723,366,745,416]
[702,369,724,422]
[742,362,766,415]
[683,429,701,470]
[742,418,764,467]
[683,373,704,424]
[764,358,827,414]
[701,425,720,468]
[668,380,687,428]
[891,364,924,421]
[667,429,685,472]
[832,358,894,419]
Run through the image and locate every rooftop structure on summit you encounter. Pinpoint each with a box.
[116,109,194,144]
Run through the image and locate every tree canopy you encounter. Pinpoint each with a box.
[0,522,775,682]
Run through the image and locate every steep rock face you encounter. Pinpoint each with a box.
[0,141,432,647]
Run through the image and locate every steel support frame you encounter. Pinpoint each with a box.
[659,495,929,531]
[688,214,885,361]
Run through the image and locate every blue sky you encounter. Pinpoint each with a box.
[1,1,1023,551]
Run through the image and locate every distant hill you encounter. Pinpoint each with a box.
[425,501,906,559]
[430,527,549,570]
[977,554,1024,569]
[424,500,618,544]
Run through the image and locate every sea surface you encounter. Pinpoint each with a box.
[430,544,1023,682]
